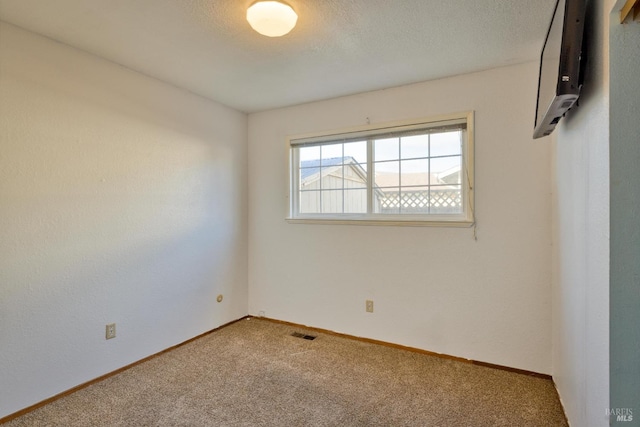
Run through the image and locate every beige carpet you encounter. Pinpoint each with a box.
[5,318,568,426]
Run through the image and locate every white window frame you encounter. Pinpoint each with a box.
[286,112,474,227]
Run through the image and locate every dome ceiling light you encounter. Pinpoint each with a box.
[246,1,298,37]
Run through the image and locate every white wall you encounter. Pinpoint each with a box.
[248,62,553,374]
[551,0,612,425]
[0,22,248,418]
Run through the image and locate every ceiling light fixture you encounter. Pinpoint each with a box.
[246,1,298,37]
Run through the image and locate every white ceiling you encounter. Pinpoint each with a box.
[0,0,556,113]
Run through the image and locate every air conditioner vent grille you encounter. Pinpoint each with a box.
[291,332,317,340]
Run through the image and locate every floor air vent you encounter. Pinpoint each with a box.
[291,332,317,340]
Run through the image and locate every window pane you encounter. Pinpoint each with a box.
[299,142,323,190]
[320,143,343,160]
[430,185,463,214]
[374,137,399,161]
[320,165,344,190]
[430,156,461,185]
[374,161,399,188]
[344,141,367,165]
[400,186,430,214]
[344,189,367,213]
[321,190,343,213]
[299,146,320,162]
[342,162,367,189]
[401,134,429,159]
[375,187,400,214]
[300,167,321,189]
[400,159,428,187]
[431,131,462,157]
[299,190,320,213]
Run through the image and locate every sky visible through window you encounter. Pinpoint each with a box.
[298,131,461,175]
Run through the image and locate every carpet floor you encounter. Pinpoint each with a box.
[5,318,568,426]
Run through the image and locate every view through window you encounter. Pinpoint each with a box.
[289,114,473,224]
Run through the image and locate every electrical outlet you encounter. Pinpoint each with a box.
[366,300,374,313]
[106,323,116,340]
[258,310,265,318]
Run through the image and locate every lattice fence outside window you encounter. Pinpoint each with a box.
[378,189,462,214]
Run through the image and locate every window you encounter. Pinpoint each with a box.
[288,112,474,226]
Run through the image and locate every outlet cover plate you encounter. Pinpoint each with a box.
[366,300,374,313]
[106,323,116,339]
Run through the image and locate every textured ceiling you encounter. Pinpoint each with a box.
[0,0,556,113]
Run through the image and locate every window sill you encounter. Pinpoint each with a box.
[285,217,475,228]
